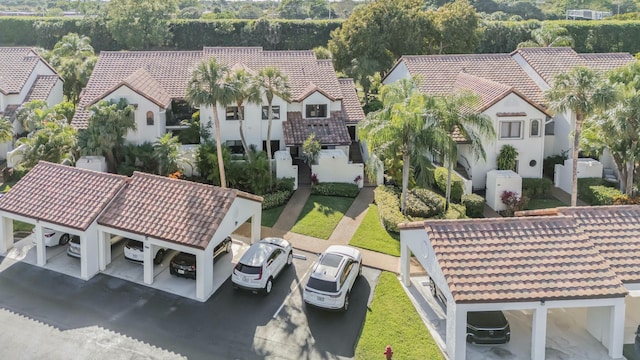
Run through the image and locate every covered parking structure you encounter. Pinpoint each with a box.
[97,171,262,302]
[0,162,128,280]
[400,215,628,360]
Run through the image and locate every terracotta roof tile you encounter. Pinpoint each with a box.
[338,78,365,123]
[97,172,261,250]
[423,216,627,303]
[90,68,171,108]
[24,75,59,102]
[283,112,351,146]
[1,104,20,121]
[512,47,634,85]
[0,47,41,95]
[0,162,128,231]
[558,206,640,284]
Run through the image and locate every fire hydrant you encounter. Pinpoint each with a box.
[383,345,393,360]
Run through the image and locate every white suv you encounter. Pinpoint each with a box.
[303,245,362,311]
[231,237,293,295]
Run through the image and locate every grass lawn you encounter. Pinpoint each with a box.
[13,220,34,232]
[525,198,566,210]
[262,206,285,227]
[355,272,444,360]
[290,195,354,239]
[350,204,400,257]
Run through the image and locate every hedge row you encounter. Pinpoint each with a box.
[373,186,405,234]
[262,190,293,210]
[576,177,625,205]
[311,182,359,198]
[406,188,445,218]
[434,167,464,203]
[462,194,484,218]
[3,17,640,55]
[522,178,552,199]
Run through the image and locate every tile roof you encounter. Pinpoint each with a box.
[91,68,171,108]
[283,111,352,146]
[417,216,627,303]
[338,78,365,124]
[1,104,20,121]
[398,53,545,105]
[0,47,41,95]
[512,47,635,85]
[0,162,128,231]
[24,75,59,102]
[73,48,357,129]
[453,72,513,113]
[557,206,640,284]
[97,172,262,250]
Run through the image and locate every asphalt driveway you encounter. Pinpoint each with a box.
[0,251,380,360]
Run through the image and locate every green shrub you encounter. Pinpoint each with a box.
[443,203,468,219]
[462,194,485,218]
[275,177,295,192]
[262,190,292,210]
[406,188,445,218]
[577,177,606,205]
[543,154,567,179]
[374,186,405,234]
[591,185,625,205]
[522,178,552,199]
[311,182,359,197]
[434,167,464,203]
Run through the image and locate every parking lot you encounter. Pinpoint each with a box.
[0,249,380,359]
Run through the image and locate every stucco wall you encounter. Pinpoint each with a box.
[555,158,603,193]
[311,149,364,188]
[101,86,164,145]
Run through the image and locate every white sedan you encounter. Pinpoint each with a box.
[32,228,73,247]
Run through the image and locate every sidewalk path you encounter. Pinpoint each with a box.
[272,186,311,231]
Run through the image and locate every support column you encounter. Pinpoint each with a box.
[34,225,45,266]
[531,307,548,360]
[83,226,100,280]
[608,301,625,359]
[446,304,467,360]
[251,212,261,244]
[98,230,108,270]
[143,242,154,285]
[0,217,13,254]
[400,240,411,286]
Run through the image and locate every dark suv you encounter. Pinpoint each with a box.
[467,311,511,344]
[169,237,232,279]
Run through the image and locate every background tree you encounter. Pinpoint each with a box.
[546,66,617,206]
[517,23,574,48]
[44,33,97,104]
[78,99,136,173]
[106,0,178,50]
[154,133,182,176]
[227,68,261,160]
[16,120,78,171]
[427,0,481,54]
[0,116,14,144]
[187,58,233,188]
[255,66,291,187]
[277,0,309,19]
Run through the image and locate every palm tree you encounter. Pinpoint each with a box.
[47,33,97,104]
[428,91,495,210]
[154,133,181,176]
[226,68,261,160]
[517,23,574,48]
[186,58,233,188]
[0,116,14,143]
[359,78,442,213]
[546,66,617,206]
[255,66,291,186]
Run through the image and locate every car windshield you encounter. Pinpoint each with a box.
[236,263,260,274]
[307,277,337,293]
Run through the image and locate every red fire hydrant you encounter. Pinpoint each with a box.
[383,345,393,360]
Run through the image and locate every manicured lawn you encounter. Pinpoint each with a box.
[525,198,566,210]
[290,195,354,239]
[350,204,400,257]
[262,206,285,227]
[13,220,34,232]
[355,272,444,360]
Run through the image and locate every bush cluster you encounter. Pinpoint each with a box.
[590,186,626,205]
[262,190,293,210]
[462,194,485,218]
[577,177,608,205]
[522,178,552,199]
[434,167,464,203]
[311,182,359,197]
[406,188,445,218]
[444,203,468,219]
[373,186,405,234]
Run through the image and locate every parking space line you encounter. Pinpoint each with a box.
[272,261,316,319]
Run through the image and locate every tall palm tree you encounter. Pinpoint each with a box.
[428,91,495,210]
[359,78,442,213]
[517,23,574,48]
[546,66,617,206]
[226,68,261,160]
[186,58,233,188]
[255,66,291,185]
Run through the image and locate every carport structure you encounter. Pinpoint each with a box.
[0,162,128,279]
[97,171,262,302]
[400,216,628,360]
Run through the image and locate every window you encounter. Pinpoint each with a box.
[500,121,522,139]
[146,111,154,126]
[306,104,327,118]
[226,106,243,120]
[262,106,280,120]
[530,119,541,137]
[226,140,243,154]
[340,261,354,288]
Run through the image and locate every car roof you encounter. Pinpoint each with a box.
[325,245,360,260]
[239,242,275,267]
[310,252,347,281]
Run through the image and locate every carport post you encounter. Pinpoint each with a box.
[34,225,46,266]
[195,251,213,301]
[0,216,13,254]
[400,239,411,287]
[607,300,625,358]
[143,242,154,285]
[98,230,109,270]
[531,307,547,360]
[251,213,260,244]
[446,304,467,360]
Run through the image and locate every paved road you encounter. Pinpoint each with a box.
[0,252,380,360]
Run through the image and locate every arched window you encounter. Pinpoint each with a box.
[146,111,154,126]
[530,119,540,137]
